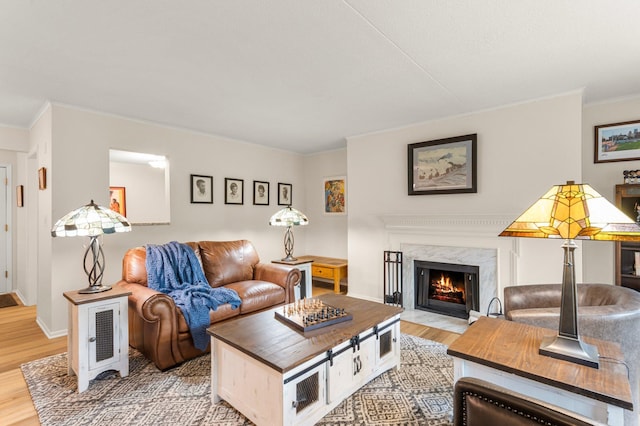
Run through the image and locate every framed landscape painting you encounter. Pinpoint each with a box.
[408,134,477,195]
[594,119,640,163]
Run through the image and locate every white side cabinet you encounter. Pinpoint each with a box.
[63,286,131,393]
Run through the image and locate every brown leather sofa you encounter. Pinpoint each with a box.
[504,284,640,426]
[113,240,301,370]
[454,376,605,425]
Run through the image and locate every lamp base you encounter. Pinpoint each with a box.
[539,334,599,369]
[281,255,298,262]
[78,285,112,294]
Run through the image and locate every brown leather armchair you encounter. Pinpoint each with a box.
[113,240,301,370]
[504,284,640,426]
[454,377,605,425]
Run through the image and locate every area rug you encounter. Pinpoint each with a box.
[21,334,453,426]
[0,293,18,308]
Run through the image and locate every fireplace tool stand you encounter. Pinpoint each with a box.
[383,251,403,307]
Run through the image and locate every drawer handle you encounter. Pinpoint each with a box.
[292,397,307,408]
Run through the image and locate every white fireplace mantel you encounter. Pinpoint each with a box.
[382,214,519,314]
[381,214,513,236]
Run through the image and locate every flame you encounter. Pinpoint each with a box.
[433,273,455,292]
[431,273,465,303]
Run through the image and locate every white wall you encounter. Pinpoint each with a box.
[3,90,638,336]
[31,107,53,330]
[39,104,306,335]
[110,161,169,224]
[0,125,29,151]
[582,95,640,283]
[302,148,348,258]
[346,92,584,302]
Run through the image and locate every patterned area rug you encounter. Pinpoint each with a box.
[21,334,453,426]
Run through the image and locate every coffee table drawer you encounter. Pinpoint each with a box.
[312,265,335,279]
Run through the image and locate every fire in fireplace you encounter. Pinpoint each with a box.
[415,260,479,319]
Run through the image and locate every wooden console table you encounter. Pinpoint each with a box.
[447,316,633,425]
[296,255,347,294]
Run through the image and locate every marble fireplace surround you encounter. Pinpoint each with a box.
[382,215,517,315]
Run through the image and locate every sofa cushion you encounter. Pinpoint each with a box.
[225,280,285,314]
[122,247,148,285]
[198,240,259,288]
[176,303,241,333]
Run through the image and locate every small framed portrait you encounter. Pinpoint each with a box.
[253,180,269,205]
[109,186,127,216]
[278,182,292,206]
[190,174,213,204]
[323,176,346,215]
[225,178,244,205]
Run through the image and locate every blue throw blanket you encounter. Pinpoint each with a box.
[145,241,242,351]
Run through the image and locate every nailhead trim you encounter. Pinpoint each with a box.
[461,390,557,426]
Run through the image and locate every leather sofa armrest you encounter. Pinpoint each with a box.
[254,263,301,304]
[113,280,184,370]
[454,377,605,426]
[503,284,562,316]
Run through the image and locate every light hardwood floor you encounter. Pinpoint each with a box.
[0,291,460,425]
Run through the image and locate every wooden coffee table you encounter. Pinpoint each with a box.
[207,294,403,426]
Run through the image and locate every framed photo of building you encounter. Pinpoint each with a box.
[323,176,346,215]
[190,174,213,204]
[109,186,127,216]
[253,180,269,205]
[594,119,640,163]
[408,134,477,195]
[278,182,292,206]
[225,178,244,205]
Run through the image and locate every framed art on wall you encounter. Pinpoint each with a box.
[38,167,46,190]
[323,176,346,215]
[408,134,477,195]
[278,182,292,206]
[16,185,23,207]
[594,119,640,163]
[253,180,269,205]
[109,186,127,216]
[225,178,244,205]
[190,174,213,204]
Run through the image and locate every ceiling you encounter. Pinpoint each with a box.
[2,1,640,154]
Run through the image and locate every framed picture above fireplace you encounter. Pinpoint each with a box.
[408,134,477,195]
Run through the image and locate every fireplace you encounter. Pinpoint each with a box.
[414,260,479,319]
